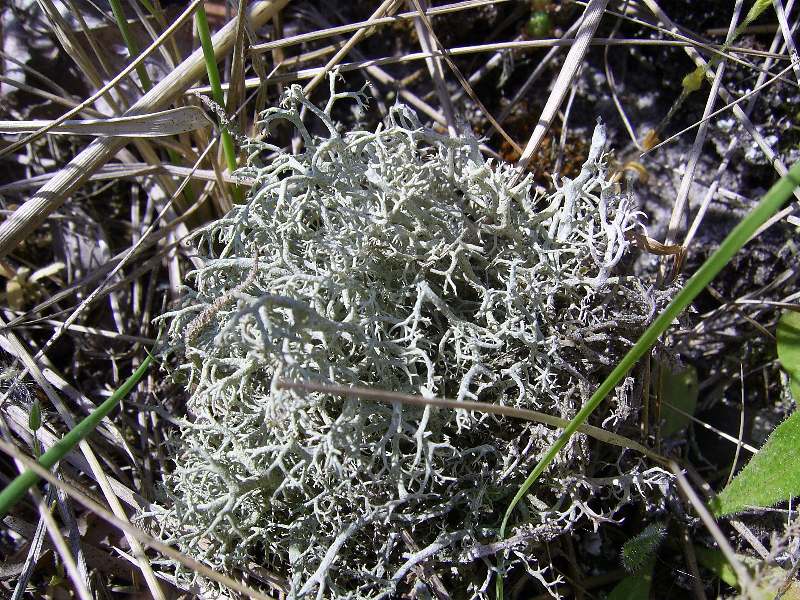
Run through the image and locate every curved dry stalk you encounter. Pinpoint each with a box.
[0,0,289,261]
[278,380,667,464]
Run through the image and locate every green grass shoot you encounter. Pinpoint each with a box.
[195,5,242,204]
[109,0,152,91]
[0,355,153,518]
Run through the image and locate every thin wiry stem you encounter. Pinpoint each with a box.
[278,380,667,464]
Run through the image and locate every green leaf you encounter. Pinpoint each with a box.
[608,559,654,600]
[777,310,800,400]
[694,545,742,589]
[681,67,706,94]
[28,399,41,432]
[710,411,800,516]
[621,522,667,573]
[659,364,698,437]
[694,545,800,599]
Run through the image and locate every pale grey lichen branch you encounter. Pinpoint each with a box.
[145,76,670,598]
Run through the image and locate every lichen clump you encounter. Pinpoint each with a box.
[154,82,664,598]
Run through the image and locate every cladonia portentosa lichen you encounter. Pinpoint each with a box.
[147,77,672,598]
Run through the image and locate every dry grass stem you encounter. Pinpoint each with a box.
[515,0,608,174]
[0,0,288,260]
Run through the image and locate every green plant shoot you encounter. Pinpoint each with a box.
[0,355,153,518]
[195,5,242,203]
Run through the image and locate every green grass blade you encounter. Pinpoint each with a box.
[496,159,800,597]
[109,0,153,91]
[0,355,153,518]
[195,5,241,203]
[110,0,199,206]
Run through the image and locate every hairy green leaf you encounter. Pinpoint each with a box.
[710,411,800,516]
[695,545,800,599]
[609,559,654,600]
[622,522,667,573]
